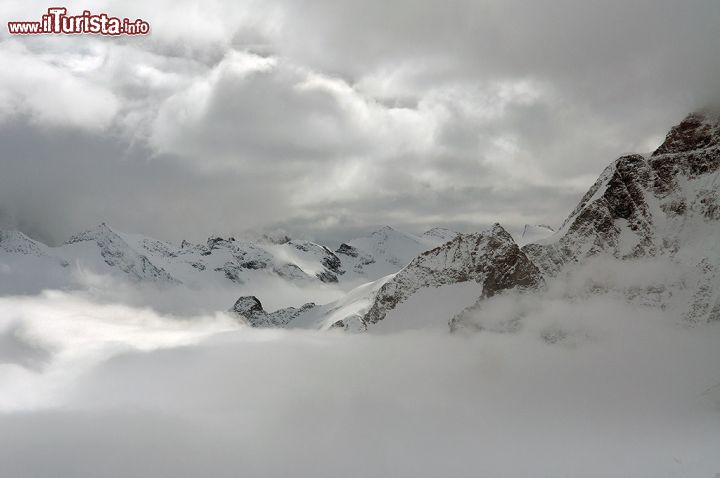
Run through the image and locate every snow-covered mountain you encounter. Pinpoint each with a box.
[519,110,720,323]
[335,225,457,280]
[233,224,543,331]
[234,110,719,331]
[4,111,717,332]
[0,222,457,298]
[65,223,178,284]
[362,224,543,325]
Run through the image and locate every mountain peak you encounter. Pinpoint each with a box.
[66,222,119,244]
[362,223,543,326]
[653,110,720,156]
[370,225,398,236]
[0,229,45,256]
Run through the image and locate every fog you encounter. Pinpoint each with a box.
[1,290,719,477]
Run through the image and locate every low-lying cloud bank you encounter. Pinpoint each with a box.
[1,291,719,477]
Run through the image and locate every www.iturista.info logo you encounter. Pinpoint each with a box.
[8,7,150,35]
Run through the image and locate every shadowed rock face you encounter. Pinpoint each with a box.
[363,224,544,325]
[225,111,720,331]
[231,296,264,316]
[335,243,359,257]
[362,113,720,327]
[523,116,720,277]
[521,111,720,323]
[653,111,720,156]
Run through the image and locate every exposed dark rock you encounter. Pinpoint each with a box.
[139,239,178,258]
[230,296,317,328]
[288,241,344,278]
[316,271,339,283]
[336,243,359,257]
[328,317,367,332]
[523,142,720,277]
[215,263,244,283]
[240,260,267,270]
[273,263,309,281]
[653,111,720,156]
[207,237,226,250]
[231,296,264,316]
[321,248,343,274]
[520,111,720,323]
[363,224,544,325]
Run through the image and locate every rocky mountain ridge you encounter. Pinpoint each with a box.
[3,110,717,331]
[517,111,719,323]
[0,221,457,297]
[363,224,544,325]
[232,110,719,331]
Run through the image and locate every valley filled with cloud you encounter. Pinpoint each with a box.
[1,1,720,476]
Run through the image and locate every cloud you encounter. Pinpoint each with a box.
[150,52,372,166]
[0,323,51,371]
[2,3,720,475]
[0,290,719,476]
[1,0,719,242]
[0,40,118,130]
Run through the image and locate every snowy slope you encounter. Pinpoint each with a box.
[360,224,543,328]
[518,111,720,323]
[238,224,543,331]
[5,111,718,331]
[64,223,178,284]
[230,274,394,332]
[0,231,73,294]
[334,225,455,281]
[245,110,720,333]
[0,223,450,307]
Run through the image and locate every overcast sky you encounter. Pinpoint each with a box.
[1,0,719,245]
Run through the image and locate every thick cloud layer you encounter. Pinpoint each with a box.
[0,291,719,477]
[1,0,719,242]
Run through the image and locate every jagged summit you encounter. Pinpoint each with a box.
[524,134,720,276]
[242,110,720,331]
[4,110,719,327]
[0,229,47,256]
[653,110,720,156]
[64,222,177,283]
[519,111,720,323]
[66,222,117,244]
[2,219,456,298]
[239,223,544,332]
[363,223,543,326]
